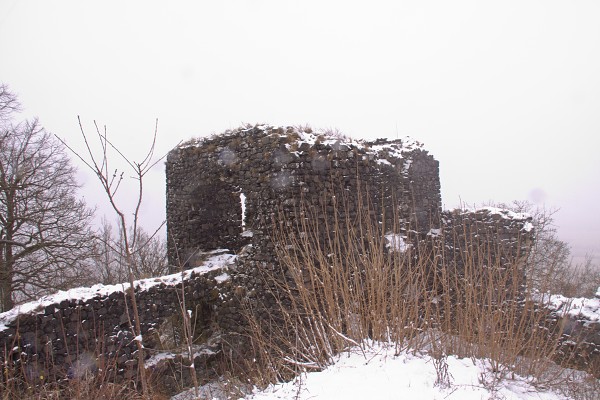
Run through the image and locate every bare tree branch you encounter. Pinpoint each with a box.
[0,83,21,123]
[61,117,167,396]
[0,87,95,311]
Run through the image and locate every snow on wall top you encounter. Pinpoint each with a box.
[447,206,534,232]
[542,293,600,323]
[0,251,236,332]
[177,124,426,161]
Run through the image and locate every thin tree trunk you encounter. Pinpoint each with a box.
[0,251,14,312]
[124,248,148,394]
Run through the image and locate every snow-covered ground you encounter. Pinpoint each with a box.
[244,343,574,400]
[173,340,595,400]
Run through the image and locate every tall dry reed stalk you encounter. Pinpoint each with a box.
[242,180,595,394]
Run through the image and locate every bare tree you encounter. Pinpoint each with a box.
[88,218,128,285]
[0,84,21,123]
[0,85,95,311]
[90,218,168,285]
[127,226,168,279]
[558,255,600,298]
[59,117,166,396]
[494,200,599,297]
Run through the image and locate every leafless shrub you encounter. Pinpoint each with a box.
[241,185,597,396]
[491,200,599,297]
[553,255,600,298]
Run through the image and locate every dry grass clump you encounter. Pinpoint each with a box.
[241,188,598,396]
[0,341,173,400]
[1,366,165,400]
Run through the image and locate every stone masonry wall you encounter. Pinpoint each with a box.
[438,207,534,289]
[166,124,441,272]
[0,253,239,385]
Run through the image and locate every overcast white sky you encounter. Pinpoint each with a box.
[1,1,598,263]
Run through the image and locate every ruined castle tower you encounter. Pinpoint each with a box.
[165,124,442,270]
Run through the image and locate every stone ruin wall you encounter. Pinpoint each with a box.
[1,124,598,386]
[0,259,236,386]
[165,125,442,270]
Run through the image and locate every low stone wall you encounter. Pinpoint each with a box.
[543,293,600,376]
[436,207,534,294]
[0,253,238,385]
